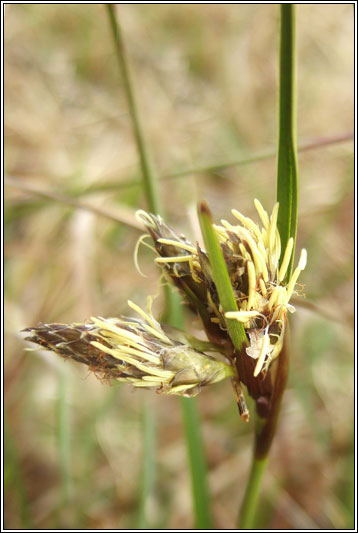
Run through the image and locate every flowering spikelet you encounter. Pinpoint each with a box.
[23,299,234,397]
[137,200,307,380]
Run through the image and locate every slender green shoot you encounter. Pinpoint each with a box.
[238,457,268,529]
[137,404,156,529]
[106,9,159,527]
[238,5,298,529]
[4,418,32,528]
[106,6,212,529]
[198,202,247,351]
[276,4,298,279]
[106,4,161,214]
[180,398,213,529]
[57,366,72,506]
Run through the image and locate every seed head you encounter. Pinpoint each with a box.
[137,200,307,379]
[23,298,233,397]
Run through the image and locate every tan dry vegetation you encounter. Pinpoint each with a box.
[4,4,354,529]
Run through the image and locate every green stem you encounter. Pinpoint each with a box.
[238,456,268,529]
[106,5,161,214]
[137,404,156,529]
[106,7,212,528]
[180,398,213,529]
[238,5,297,528]
[277,4,298,278]
[57,366,72,506]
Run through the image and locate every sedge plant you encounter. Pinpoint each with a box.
[22,4,305,529]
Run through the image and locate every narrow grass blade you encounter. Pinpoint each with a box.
[198,202,247,351]
[106,7,212,529]
[239,6,298,529]
[57,366,72,506]
[106,5,161,215]
[238,456,268,529]
[165,299,213,529]
[276,4,298,280]
[137,404,156,529]
[4,418,32,528]
[180,397,213,529]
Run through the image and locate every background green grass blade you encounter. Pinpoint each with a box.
[276,4,298,279]
[106,6,212,529]
[106,5,161,214]
[180,398,213,529]
[137,404,156,528]
[57,366,72,507]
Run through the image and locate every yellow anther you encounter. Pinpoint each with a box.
[259,278,267,297]
[239,243,251,260]
[268,203,279,260]
[157,238,197,254]
[254,199,270,229]
[155,255,194,264]
[267,286,280,311]
[286,249,307,300]
[128,300,163,341]
[278,237,294,282]
[232,209,262,240]
[298,248,307,270]
[247,261,256,310]
[254,333,270,377]
[225,310,262,322]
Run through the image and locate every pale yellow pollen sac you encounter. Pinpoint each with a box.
[247,260,256,310]
[127,300,173,345]
[225,310,263,322]
[214,223,230,242]
[254,198,270,229]
[238,243,251,261]
[278,237,294,282]
[90,340,147,373]
[91,317,143,348]
[127,300,159,331]
[155,255,194,264]
[253,332,271,377]
[268,203,279,267]
[235,225,266,279]
[267,286,280,311]
[156,238,197,255]
[231,209,262,240]
[259,278,267,297]
[286,248,307,300]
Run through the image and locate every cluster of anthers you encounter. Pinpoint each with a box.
[23,298,233,397]
[24,200,306,403]
[136,199,307,379]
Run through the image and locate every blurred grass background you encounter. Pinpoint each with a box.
[4,4,354,529]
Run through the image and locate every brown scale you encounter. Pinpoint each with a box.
[23,323,127,375]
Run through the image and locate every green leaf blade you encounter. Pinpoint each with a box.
[276,4,298,281]
[198,202,247,352]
